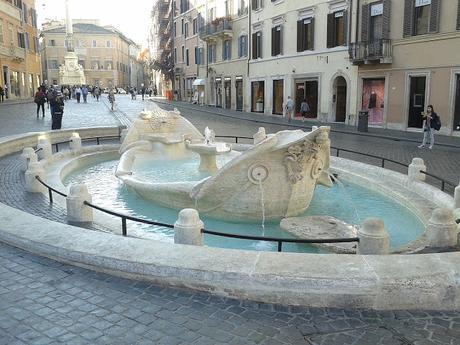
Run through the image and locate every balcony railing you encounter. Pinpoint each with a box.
[349,39,392,65]
[199,19,233,40]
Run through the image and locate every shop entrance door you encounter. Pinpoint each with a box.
[236,79,243,111]
[335,77,347,122]
[453,74,460,132]
[224,80,231,109]
[408,76,426,128]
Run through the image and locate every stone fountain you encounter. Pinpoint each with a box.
[115,105,332,220]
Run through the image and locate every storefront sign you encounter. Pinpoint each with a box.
[415,0,431,7]
[303,18,312,24]
[334,11,344,18]
[370,3,383,16]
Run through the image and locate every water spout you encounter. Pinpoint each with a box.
[204,126,212,145]
[258,178,266,230]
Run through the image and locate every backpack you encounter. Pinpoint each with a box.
[433,114,441,131]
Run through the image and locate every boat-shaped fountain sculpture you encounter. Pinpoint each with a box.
[115,106,333,220]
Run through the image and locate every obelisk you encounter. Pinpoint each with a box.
[59,0,86,85]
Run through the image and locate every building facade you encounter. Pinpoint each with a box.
[41,20,141,89]
[0,0,42,100]
[350,0,460,136]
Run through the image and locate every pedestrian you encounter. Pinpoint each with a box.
[285,96,294,123]
[4,84,8,99]
[82,85,88,103]
[63,87,69,101]
[49,90,65,130]
[108,88,115,111]
[0,86,4,102]
[130,87,136,100]
[418,105,440,150]
[300,99,310,120]
[94,87,100,101]
[75,86,82,103]
[34,87,46,118]
[141,86,145,101]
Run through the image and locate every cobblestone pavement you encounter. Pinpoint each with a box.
[1,242,460,345]
[1,96,460,344]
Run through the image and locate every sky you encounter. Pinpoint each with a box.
[36,0,153,47]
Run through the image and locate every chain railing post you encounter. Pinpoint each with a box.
[122,217,127,236]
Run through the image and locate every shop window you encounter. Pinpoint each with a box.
[238,35,248,57]
[251,81,265,112]
[252,0,263,11]
[414,1,430,35]
[272,80,284,115]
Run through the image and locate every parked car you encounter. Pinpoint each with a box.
[117,88,127,94]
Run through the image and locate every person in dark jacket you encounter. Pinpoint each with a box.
[49,89,65,130]
[418,104,440,149]
[34,88,46,118]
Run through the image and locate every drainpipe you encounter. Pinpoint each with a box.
[247,1,252,113]
[355,0,360,45]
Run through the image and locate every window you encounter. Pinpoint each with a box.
[238,35,248,57]
[17,32,25,48]
[78,60,85,68]
[105,61,113,70]
[91,60,99,70]
[297,18,314,52]
[271,25,282,56]
[50,60,59,69]
[224,0,231,16]
[92,40,96,47]
[34,37,39,53]
[185,23,189,38]
[106,41,111,48]
[186,48,189,66]
[181,19,184,35]
[181,45,185,61]
[49,39,55,46]
[238,0,248,16]
[24,32,29,50]
[196,47,204,64]
[370,4,383,42]
[22,3,28,24]
[208,44,216,63]
[414,1,431,35]
[252,0,263,11]
[180,0,189,13]
[252,31,262,59]
[174,21,177,37]
[208,8,216,21]
[192,18,197,35]
[174,47,177,63]
[0,20,3,45]
[327,11,347,48]
[223,40,232,60]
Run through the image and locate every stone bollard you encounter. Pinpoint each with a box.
[425,208,458,248]
[358,218,390,255]
[253,127,267,145]
[24,162,45,193]
[66,184,93,223]
[36,138,52,160]
[19,147,38,172]
[69,133,82,151]
[174,208,204,246]
[408,158,426,182]
[454,183,460,209]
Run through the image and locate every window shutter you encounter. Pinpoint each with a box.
[382,0,391,39]
[252,32,257,59]
[279,26,283,54]
[429,0,440,33]
[457,0,460,30]
[271,27,276,56]
[309,18,315,50]
[297,20,303,52]
[258,33,262,58]
[361,4,370,42]
[403,0,415,37]
[342,10,348,46]
[327,13,334,48]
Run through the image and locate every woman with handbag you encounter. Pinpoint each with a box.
[418,105,440,149]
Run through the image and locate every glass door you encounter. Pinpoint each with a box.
[408,76,426,128]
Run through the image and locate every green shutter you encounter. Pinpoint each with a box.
[252,32,257,59]
[361,4,370,42]
[342,10,348,46]
[403,0,415,37]
[271,27,276,56]
[309,18,315,50]
[457,0,460,30]
[429,0,440,33]
[297,20,303,52]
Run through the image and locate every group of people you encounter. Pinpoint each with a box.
[60,85,102,103]
[284,96,311,122]
[33,85,65,130]
[128,86,156,101]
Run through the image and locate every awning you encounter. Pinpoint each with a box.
[193,79,206,86]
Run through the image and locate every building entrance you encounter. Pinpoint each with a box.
[408,76,426,128]
[295,80,318,118]
[454,74,460,132]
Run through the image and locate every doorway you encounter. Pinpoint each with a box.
[224,78,231,109]
[408,76,426,128]
[454,74,460,131]
[215,78,222,107]
[295,80,318,118]
[272,79,284,115]
[2,66,9,98]
[334,76,347,122]
[235,78,243,111]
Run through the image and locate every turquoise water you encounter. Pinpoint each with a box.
[63,159,424,253]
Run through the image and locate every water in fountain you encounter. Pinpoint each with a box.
[333,176,361,225]
[258,178,266,230]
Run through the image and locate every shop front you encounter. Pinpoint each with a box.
[215,77,222,108]
[224,77,231,109]
[235,76,244,111]
[272,79,284,115]
[251,80,265,113]
[295,79,318,118]
[362,78,385,126]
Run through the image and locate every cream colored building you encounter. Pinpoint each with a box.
[351,0,460,135]
[0,0,42,100]
[247,0,358,122]
[41,20,140,89]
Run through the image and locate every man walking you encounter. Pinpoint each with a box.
[0,86,4,102]
[285,96,294,123]
[82,85,88,103]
